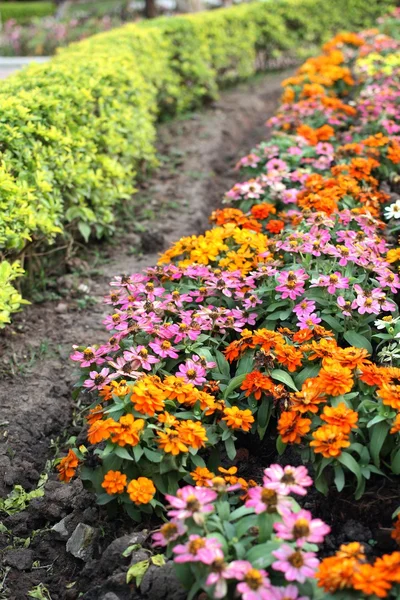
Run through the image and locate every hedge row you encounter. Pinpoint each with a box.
[0,0,395,327]
[0,2,54,23]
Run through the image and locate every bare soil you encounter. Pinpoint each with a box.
[0,71,289,600]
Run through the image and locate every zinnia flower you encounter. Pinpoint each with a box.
[272,545,319,583]
[166,486,217,524]
[310,425,350,458]
[101,470,127,495]
[263,464,313,496]
[127,477,156,505]
[57,449,79,483]
[274,509,330,546]
[173,535,223,565]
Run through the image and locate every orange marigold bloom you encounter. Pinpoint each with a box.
[87,417,117,444]
[57,449,79,483]
[176,420,208,449]
[110,414,145,447]
[130,376,166,416]
[252,329,283,352]
[224,339,243,362]
[320,403,358,434]
[157,411,179,427]
[377,384,400,410]
[390,413,400,435]
[334,346,370,369]
[157,428,189,455]
[266,219,285,234]
[86,404,104,425]
[250,202,276,220]
[391,516,400,546]
[241,371,274,400]
[277,411,311,444]
[222,406,255,432]
[197,390,225,416]
[290,378,326,414]
[191,466,215,486]
[304,338,337,360]
[316,359,354,396]
[388,141,400,164]
[293,328,313,343]
[310,425,350,458]
[127,477,156,505]
[359,363,390,388]
[101,470,127,495]
[352,564,392,598]
[374,552,400,584]
[316,556,358,592]
[386,248,400,264]
[336,542,365,561]
[274,344,303,372]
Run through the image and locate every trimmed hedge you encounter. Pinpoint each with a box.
[0,2,54,23]
[0,0,395,327]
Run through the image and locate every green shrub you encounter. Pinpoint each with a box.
[0,2,54,24]
[0,0,395,327]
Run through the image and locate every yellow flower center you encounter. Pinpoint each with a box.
[289,551,304,568]
[293,518,310,539]
[244,569,263,590]
[188,538,206,554]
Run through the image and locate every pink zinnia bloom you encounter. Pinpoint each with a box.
[70,345,106,367]
[272,546,319,583]
[311,272,349,294]
[176,359,207,385]
[149,338,179,359]
[293,300,315,318]
[206,559,236,599]
[274,509,330,547]
[297,313,321,329]
[83,368,113,391]
[275,269,308,300]
[235,563,271,600]
[166,486,217,524]
[263,465,313,496]
[269,584,310,600]
[337,296,352,317]
[245,486,290,515]
[352,285,382,315]
[173,535,223,565]
[152,521,186,546]
[123,346,159,371]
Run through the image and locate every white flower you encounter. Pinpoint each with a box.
[385,199,400,220]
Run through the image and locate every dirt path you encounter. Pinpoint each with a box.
[0,71,288,599]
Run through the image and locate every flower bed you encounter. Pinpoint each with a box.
[58,8,400,599]
[0,0,394,328]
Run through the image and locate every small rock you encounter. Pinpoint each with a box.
[101,594,121,600]
[52,517,70,540]
[55,302,69,313]
[66,523,97,561]
[129,550,148,566]
[140,230,165,253]
[4,548,34,571]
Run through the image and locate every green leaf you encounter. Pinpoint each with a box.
[225,437,237,460]
[343,330,372,354]
[270,369,298,391]
[126,559,150,586]
[96,493,116,505]
[215,350,230,377]
[246,540,281,568]
[321,315,344,333]
[334,465,345,492]
[223,374,246,399]
[143,448,163,463]
[257,397,272,439]
[369,421,390,467]
[337,452,363,494]
[276,435,287,456]
[114,446,134,461]
[151,554,166,567]
[392,447,400,475]
[294,364,320,388]
[78,221,91,243]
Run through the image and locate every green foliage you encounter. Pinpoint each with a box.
[0,2,54,24]
[0,0,394,327]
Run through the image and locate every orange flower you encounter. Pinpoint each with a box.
[127,477,156,505]
[310,425,350,458]
[197,390,225,416]
[110,414,145,447]
[250,202,276,220]
[277,411,311,444]
[352,564,392,598]
[57,449,79,483]
[252,329,283,352]
[224,339,243,362]
[266,219,285,234]
[86,404,104,425]
[391,516,400,546]
[336,542,365,561]
[274,344,303,372]
[377,384,400,410]
[222,406,255,431]
[157,428,189,455]
[304,338,337,360]
[290,378,326,414]
[293,328,313,343]
[374,552,400,583]
[388,141,400,164]
[157,411,179,427]
[390,413,400,435]
[191,466,215,486]
[87,417,117,444]
[316,359,354,396]
[320,403,358,433]
[176,420,208,449]
[316,556,357,592]
[334,346,370,369]
[130,376,166,416]
[101,470,127,495]
[359,363,390,388]
[163,375,199,405]
[241,371,274,400]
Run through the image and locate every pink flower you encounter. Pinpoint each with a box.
[293,300,315,318]
[235,563,271,600]
[152,521,186,546]
[352,285,382,315]
[269,584,310,600]
[149,338,179,359]
[311,272,349,294]
[245,486,290,515]
[173,535,223,564]
[274,509,330,547]
[176,358,207,385]
[206,559,235,599]
[166,486,217,524]
[123,346,159,370]
[297,313,322,329]
[263,465,313,496]
[275,269,309,300]
[70,346,106,367]
[83,368,114,391]
[272,546,319,583]
[337,296,352,317]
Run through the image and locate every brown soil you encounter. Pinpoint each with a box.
[0,71,289,600]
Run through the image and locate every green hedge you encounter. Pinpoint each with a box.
[0,0,395,327]
[0,2,54,23]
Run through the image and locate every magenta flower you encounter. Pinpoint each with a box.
[235,562,271,600]
[173,535,223,564]
[272,545,319,583]
[297,313,322,329]
[83,368,113,391]
[166,486,217,524]
[311,272,349,294]
[123,346,159,370]
[149,338,179,359]
[206,559,234,599]
[152,521,186,546]
[263,465,313,496]
[274,509,330,546]
[245,486,290,515]
[70,346,106,367]
[275,269,309,300]
[176,358,207,385]
[269,584,310,600]
[293,300,315,318]
[337,296,352,317]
